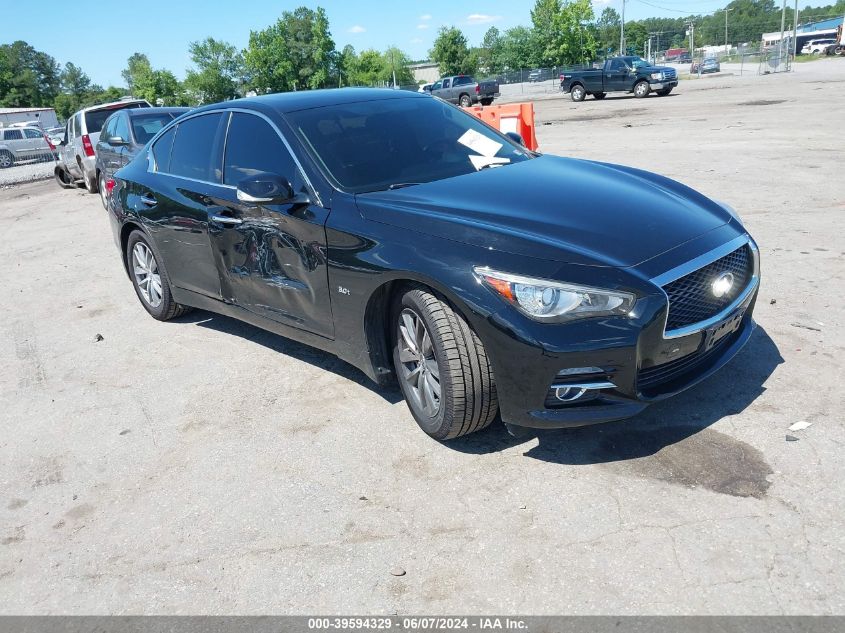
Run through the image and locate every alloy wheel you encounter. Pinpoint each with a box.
[132,242,163,308]
[635,82,649,97]
[397,308,441,418]
[99,174,108,209]
[0,152,11,168]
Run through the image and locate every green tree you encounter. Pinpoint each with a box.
[430,27,477,75]
[184,37,244,104]
[0,41,60,107]
[383,46,414,85]
[244,6,336,93]
[531,0,597,66]
[52,62,92,119]
[596,7,621,56]
[121,54,188,105]
[479,26,504,74]
[499,26,540,70]
[122,53,156,96]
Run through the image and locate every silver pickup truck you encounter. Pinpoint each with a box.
[426,75,500,107]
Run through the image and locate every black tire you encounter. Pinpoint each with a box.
[480,98,493,106]
[570,84,586,102]
[83,168,98,194]
[0,150,13,169]
[633,80,650,98]
[126,230,192,321]
[657,88,673,96]
[458,93,472,108]
[392,286,498,440]
[593,92,606,100]
[54,166,75,189]
[98,171,109,210]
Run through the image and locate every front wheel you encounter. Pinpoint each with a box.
[633,80,650,98]
[0,150,13,169]
[392,286,498,440]
[570,84,586,102]
[459,94,472,108]
[126,231,191,321]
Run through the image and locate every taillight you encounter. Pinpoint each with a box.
[44,134,55,151]
[82,134,95,157]
[105,179,115,195]
[475,85,480,93]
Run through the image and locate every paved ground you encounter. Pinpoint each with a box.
[0,158,55,187]
[1,58,844,615]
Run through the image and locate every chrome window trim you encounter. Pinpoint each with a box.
[651,235,759,339]
[147,106,322,207]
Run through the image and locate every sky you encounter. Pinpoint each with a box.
[3,0,831,86]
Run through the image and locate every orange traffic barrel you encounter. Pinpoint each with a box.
[463,102,539,151]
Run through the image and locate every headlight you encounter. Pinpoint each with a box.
[474,267,636,322]
[651,72,662,80]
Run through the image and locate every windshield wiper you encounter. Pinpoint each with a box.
[386,182,422,190]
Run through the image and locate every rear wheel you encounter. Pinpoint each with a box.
[0,150,12,169]
[54,166,75,189]
[480,98,493,106]
[570,84,586,102]
[392,286,498,440]
[83,168,98,194]
[98,172,109,209]
[459,93,472,108]
[593,92,606,100]
[633,80,650,98]
[126,231,191,321]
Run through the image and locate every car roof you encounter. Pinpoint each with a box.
[125,107,190,118]
[79,98,149,113]
[188,88,426,116]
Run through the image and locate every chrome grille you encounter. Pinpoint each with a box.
[663,245,752,331]
[664,69,677,79]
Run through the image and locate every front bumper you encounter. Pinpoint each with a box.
[650,80,678,90]
[480,240,759,430]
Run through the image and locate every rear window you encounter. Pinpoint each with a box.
[84,102,148,134]
[151,126,176,172]
[131,113,179,145]
[167,113,225,182]
[4,129,23,140]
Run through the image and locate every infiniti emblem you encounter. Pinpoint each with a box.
[711,272,735,299]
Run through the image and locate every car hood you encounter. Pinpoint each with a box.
[355,155,733,268]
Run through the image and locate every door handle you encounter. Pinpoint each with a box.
[139,194,157,207]
[210,214,243,226]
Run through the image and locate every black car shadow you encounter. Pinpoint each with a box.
[447,325,783,462]
[171,309,404,405]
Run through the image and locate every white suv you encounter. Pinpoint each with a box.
[55,97,150,192]
[0,126,55,168]
[802,39,836,55]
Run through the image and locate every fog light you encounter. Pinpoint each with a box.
[555,386,588,402]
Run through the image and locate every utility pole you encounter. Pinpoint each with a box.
[724,8,732,51]
[779,0,787,62]
[687,21,695,58]
[793,0,799,59]
[620,0,626,55]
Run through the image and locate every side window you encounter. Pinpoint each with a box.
[151,126,176,173]
[167,113,225,182]
[102,116,117,140]
[442,78,451,88]
[114,114,130,142]
[223,113,300,188]
[431,81,442,91]
[24,129,42,139]
[73,113,82,138]
[454,76,471,86]
[4,129,23,140]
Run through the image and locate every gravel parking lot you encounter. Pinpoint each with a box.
[1,59,843,615]
[0,158,55,187]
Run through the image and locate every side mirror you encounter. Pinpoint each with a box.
[505,131,525,147]
[107,136,129,146]
[237,172,299,204]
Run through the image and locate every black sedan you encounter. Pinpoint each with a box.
[108,89,760,440]
[95,107,190,209]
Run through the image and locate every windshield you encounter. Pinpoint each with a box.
[628,57,650,69]
[284,95,532,193]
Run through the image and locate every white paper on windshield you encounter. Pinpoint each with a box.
[458,129,502,158]
[469,155,510,171]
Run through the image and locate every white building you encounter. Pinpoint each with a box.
[0,107,60,129]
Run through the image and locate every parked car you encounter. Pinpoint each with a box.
[692,57,721,74]
[54,97,151,193]
[560,56,678,101]
[429,75,500,107]
[418,83,433,93]
[802,38,836,54]
[46,126,65,146]
[0,126,55,168]
[528,69,542,82]
[108,88,760,440]
[678,53,692,63]
[95,107,189,209]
